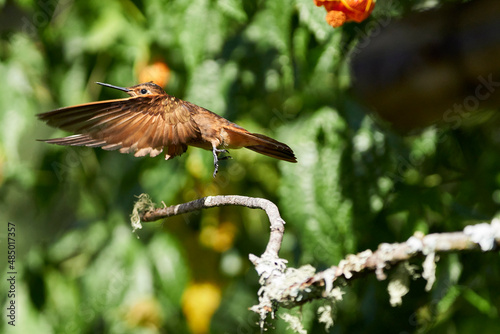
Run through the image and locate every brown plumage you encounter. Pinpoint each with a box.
[37,82,297,176]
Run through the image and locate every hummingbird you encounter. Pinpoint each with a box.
[37,82,297,177]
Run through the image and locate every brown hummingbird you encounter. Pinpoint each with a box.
[37,82,297,176]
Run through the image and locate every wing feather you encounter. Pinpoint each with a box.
[38,94,201,158]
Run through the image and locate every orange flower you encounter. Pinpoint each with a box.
[314,0,375,28]
[137,60,171,87]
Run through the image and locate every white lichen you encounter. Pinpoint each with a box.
[339,250,373,279]
[280,312,307,334]
[422,252,437,291]
[327,287,345,301]
[464,220,500,251]
[422,234,438,255]
[317,304,334,331]
[321,267,337,294]
[376,243,395,280]
[387,263,411,306]
[406,236,423,254]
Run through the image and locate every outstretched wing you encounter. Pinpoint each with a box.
[37,95,201,159]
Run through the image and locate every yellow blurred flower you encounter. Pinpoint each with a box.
[182,282,222,334]
[200,221,237,252]
[125,297,163,331]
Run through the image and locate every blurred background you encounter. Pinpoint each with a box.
[1,0,499,333]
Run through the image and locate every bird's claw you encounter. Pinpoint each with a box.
[212,148,231,177]
[214,148,229,155]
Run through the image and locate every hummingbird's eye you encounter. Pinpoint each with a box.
[140,88,148,94]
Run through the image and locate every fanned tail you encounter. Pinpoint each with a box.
[223,127,297,163]
[245,133,297,163]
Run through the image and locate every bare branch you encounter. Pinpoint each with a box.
[136,194,286,259]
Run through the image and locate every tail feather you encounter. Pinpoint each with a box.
[245,144,297,162]
[246,133,297,163]
[223,127,297,162]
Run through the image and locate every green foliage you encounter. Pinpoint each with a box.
[280,107,355,264]
[1,0,499,333]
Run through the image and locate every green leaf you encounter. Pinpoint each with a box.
[180,0,212,70]
[436,285,460,316]
[280,107,355,264]
[462,288,498,317]
[148,233,190,305]
[295,0,333,42]
[217,0,248,23]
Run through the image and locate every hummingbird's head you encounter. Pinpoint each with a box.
[96,81,165,97]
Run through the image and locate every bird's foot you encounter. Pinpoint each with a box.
[212,148,232,177]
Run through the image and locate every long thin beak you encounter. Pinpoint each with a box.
[96,82,130,92]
